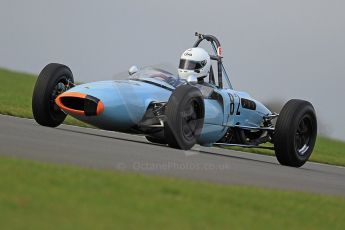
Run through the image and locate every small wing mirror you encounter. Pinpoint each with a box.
[187,75,198,85]
[128,65,139,76]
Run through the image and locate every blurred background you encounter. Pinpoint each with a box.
[0,0,344,140]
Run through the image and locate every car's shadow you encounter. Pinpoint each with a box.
[56,126,322,173]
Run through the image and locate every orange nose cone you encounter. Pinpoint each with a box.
[55,92,87,116]
[55,92,104,116]
[58,91,87,99]
[96,100,104,115]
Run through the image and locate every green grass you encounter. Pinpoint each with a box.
[0,68,36,118]
[0,156,344,230]
[226,137,345,166]
[0,68,89,127]
[1,67,345,166]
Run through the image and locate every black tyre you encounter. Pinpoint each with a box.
[274,99,317,167]
[32,63,74,127]
[164,85,205,150]
[145,136,167,145]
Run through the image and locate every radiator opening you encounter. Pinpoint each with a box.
[60,97,84,111]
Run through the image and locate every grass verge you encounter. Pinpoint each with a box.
[0,156,345,229]
[0,68,89,127]
[226,136,345,166]
[0,67,345,166]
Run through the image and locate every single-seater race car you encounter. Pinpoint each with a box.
[32,32,317,167]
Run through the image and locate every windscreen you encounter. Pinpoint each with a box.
[131,67,182,88]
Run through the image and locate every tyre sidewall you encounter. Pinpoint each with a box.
[165,85,205,150]
[32,64,74,127]
[275,100,317,167]
[288,105,317,163]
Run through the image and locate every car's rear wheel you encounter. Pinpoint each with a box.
[32,63,74,127]
[274,99,317,167]
[164,85,205,150]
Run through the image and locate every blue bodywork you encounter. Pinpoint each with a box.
[59,67,272,146]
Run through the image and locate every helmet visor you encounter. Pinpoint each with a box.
[179,59,205,70]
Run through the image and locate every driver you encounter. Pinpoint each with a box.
[178,47,211,83]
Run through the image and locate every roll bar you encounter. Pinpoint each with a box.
[193,32,232,89]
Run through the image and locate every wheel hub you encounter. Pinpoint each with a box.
[295,116,312,156]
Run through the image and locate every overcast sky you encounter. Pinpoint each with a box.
[1,0,344,140]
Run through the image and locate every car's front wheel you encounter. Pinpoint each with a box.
[164,85,205,150]
[32,63,74,127]
[274,99,317,167]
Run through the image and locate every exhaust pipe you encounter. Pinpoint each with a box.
[55,92,104,116]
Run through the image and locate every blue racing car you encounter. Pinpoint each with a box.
[32,32,317,167]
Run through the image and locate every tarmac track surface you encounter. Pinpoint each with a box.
[1,115,345,196]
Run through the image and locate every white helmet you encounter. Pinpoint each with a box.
[178,47,211,80]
